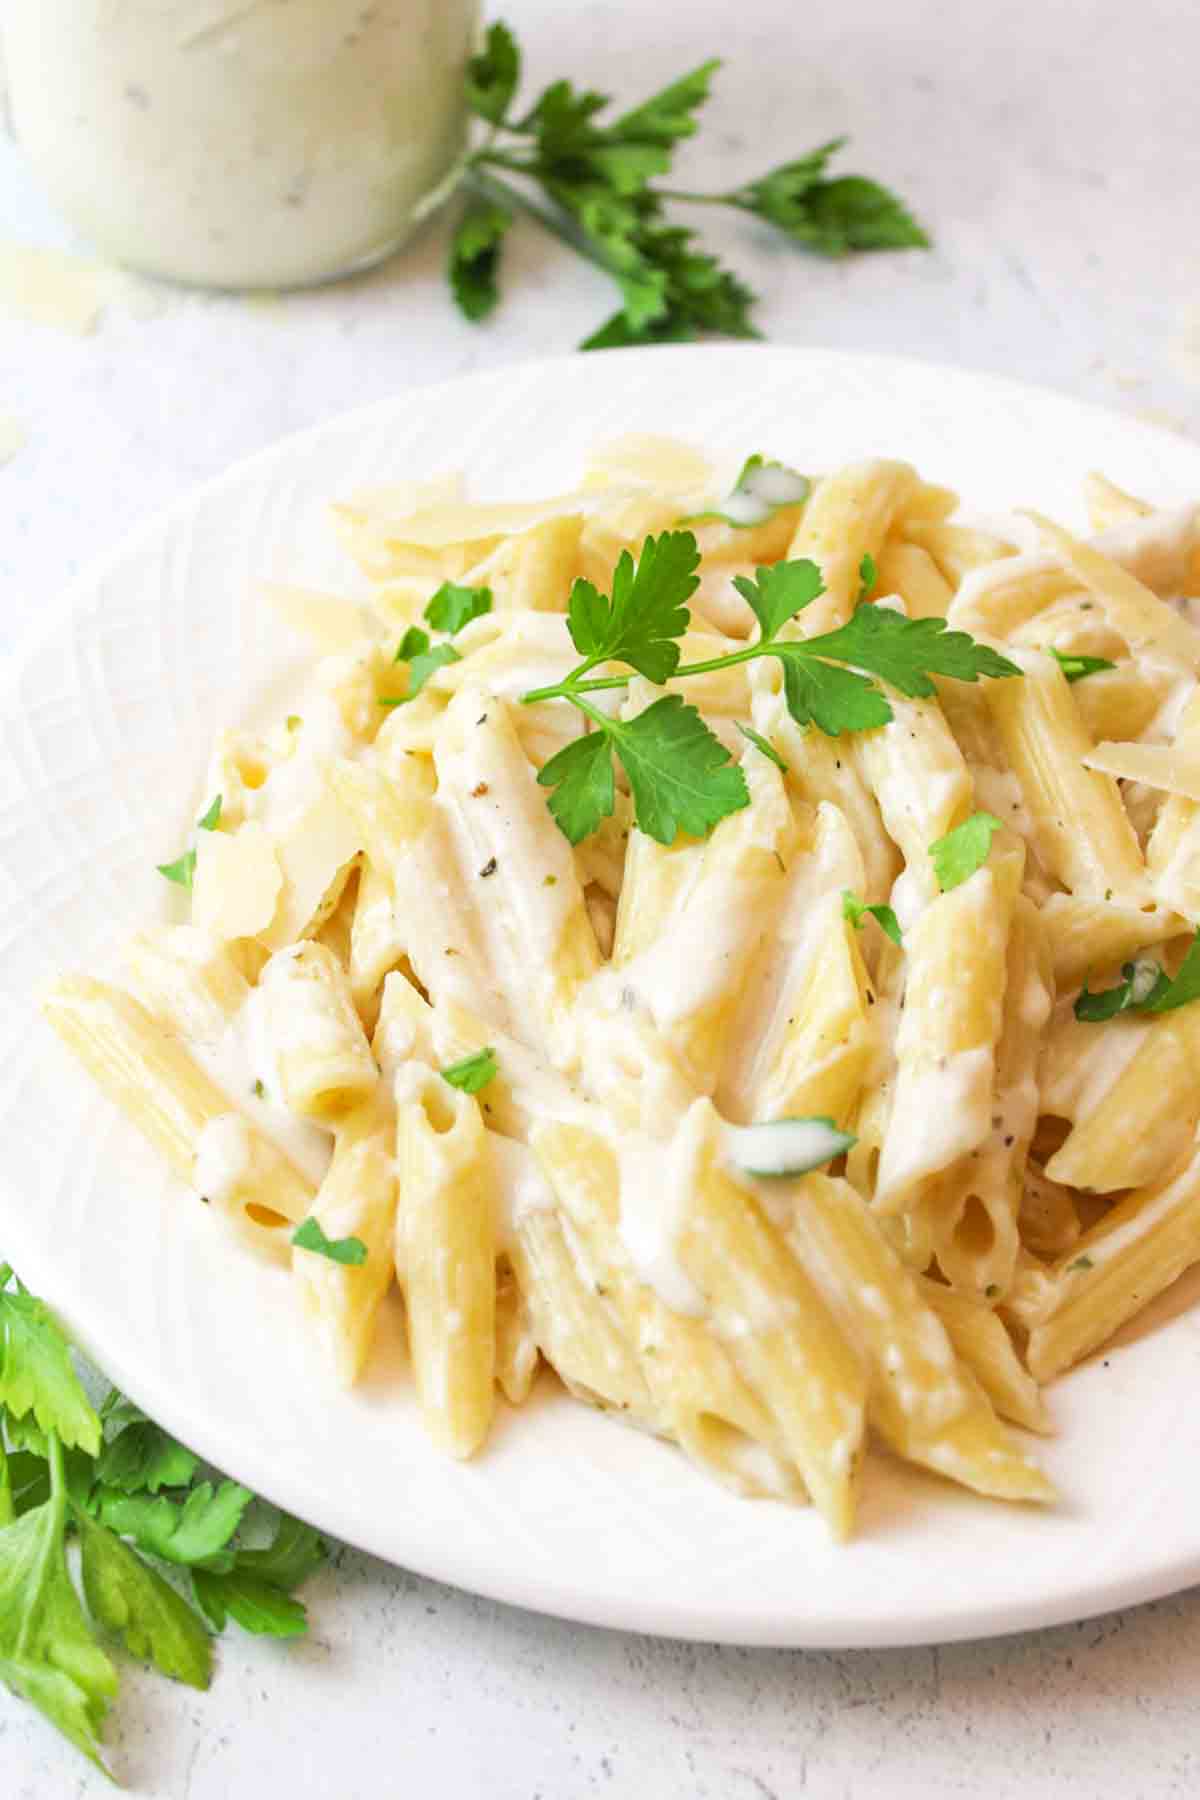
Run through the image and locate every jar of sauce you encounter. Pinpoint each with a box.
[1,1,479,289]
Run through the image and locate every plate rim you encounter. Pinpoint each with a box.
[7,342,1200,1649]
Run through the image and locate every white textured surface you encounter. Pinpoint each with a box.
[3,0,1200,1794]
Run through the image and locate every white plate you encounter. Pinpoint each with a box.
[6,346,1200,1650]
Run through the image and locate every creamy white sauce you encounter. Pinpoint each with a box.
[192,1113,252,1207]
[247,695,355,838]
[188,984,334,1186]
[722,1117,851,1178]
[616,1106,708,1317]
[972,765,1033,842]
[888,865,928,934]
[1067,1149,1198,1272]
[2,1,478,289]
[487,1134,556,1252]
[1039,1006,1151,1121]
[435,692,578,1057]
[875,1046,993,1202]
[711,459,808,527]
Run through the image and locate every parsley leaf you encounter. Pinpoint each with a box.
[735,723,789,772]
[195,794,222,832]
[1049,647,1118,684]
[440,1047,499,1095]
[566,531,700,680]
[465,20,521,125]
[856,552,878,603]
[611,60,720,148]
[95,1392,198,1496]
[539,698,749,846]
[842,889,903,945]
[383,632,461,705]
[394,625,429,662]
[0,1445,118,1770]
[94,1480,254,1572]
[733,140,930,253]
[732,558,826,641]
[0,1266,100,1455]
[76,1509,212,1689]
[537,730,617,844]
[449,197,513,322]
[929,812,1003,892]
[425,581,493,635]
[192,1568,307,1639]
[725,1116,858,1177]
[799,607,1022,700]
[235,1510,327,1592]
[684,454,810,530]
[191,1509,325,1640]
[156,850,196,888]
[780,653,893,735]
[1148,932,1200,1011]
[1075,929,1200,1022]
[4,1449,50,1519]
[291,1218,368,1267]
[608,696,750,845]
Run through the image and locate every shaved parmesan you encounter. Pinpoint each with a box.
[1084,740,1200,800]
[582,434,713,494]
[259,790,361,950]
[193,822,283,940]
[263,582,377,653]
[0,242,107,334]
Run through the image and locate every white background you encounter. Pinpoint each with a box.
[4,0,1200,1794]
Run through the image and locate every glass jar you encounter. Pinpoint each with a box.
[1,0,479,289]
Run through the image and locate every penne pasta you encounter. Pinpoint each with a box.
[46,436,1200,1544]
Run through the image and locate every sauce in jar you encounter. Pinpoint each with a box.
[2,0,479,289]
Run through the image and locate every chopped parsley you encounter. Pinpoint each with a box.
[842,889,903,945]
[1049,647,1117,684]
[735,723,789,773]
[156,794,222,889]
[440,1047,499,1095]
[424,581,493,635]
[290,1219,368,1266]
[1074,928,1200,1022]
[929,812,1002,893]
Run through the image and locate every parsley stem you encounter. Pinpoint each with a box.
[522,641,772,708]
[521,674,625,705]
[652,187,736,206]
[465,162,618,280]
[569,694,617,734]
[46,1429,66,1501]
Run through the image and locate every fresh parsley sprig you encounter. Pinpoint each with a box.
[0,1263,328,1775]
[452,23,929,348]
[522,531,1020,845]
[1075,928,1200,1022]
